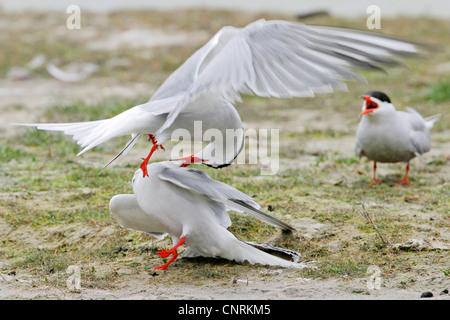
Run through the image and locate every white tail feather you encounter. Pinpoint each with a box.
[424,113,442,130]
[224,239,309,268]
[13,106,153,157]
[25,120,113,155]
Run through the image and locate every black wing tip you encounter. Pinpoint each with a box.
[282,226,295,233]
[203,162,233,169]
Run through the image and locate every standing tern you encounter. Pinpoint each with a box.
[109,161,307,270]
[16,19,425,176]
[355,91,441,184]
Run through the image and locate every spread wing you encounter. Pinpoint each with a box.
[154,19,424,141]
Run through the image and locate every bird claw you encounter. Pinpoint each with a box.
[153,236,185,270]
[154,265,168,270]
[156,249,172,258]
[147,134,164,150]
[153,250,177,270]
[370,179,383,184]
[140,139,163,177]
[396,179,410,185]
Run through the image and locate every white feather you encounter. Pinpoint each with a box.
[15,19,422,169]
[110,161,307,268]
[355,93,440,183]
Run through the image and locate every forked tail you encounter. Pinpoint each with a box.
[228,239,309,268]
[12,105,150,159]
[424,113,442,129]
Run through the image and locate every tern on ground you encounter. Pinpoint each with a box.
[109,161,309,270]
[355,91,441,184]
[16,19,425,176]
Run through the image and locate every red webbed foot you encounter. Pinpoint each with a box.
[396,163,411,185]
[156,249,172,258]
[154,236,186,270]
[396,178,410,185]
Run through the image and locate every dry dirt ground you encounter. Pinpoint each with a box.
[0,9,449,300]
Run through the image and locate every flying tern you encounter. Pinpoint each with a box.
[16,19,424,176]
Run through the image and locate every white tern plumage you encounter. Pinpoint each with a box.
[16,19,424,176]
[355,91,441,184]
[109,161,308,270]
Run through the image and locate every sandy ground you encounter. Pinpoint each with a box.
[1,266,447,300]
[0,74,448,300]
[0,220,447,300]
[0,10,449,300]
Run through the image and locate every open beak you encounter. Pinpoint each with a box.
[360,95,379,115]
[173,155,207,167]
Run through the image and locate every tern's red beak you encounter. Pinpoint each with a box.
[360,95,379,115]
[175,155,206,167]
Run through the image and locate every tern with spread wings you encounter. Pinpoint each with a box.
[16,19,424,176]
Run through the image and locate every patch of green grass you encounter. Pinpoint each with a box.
[424,79,450,103]
[0,10,448,292]
[196,264,238,279]
[11,248,69,274]
[320,259,368,277]
[42,99,141,123]
[20,129,81,157]
[0,141,30,162]
[336,156,360,166]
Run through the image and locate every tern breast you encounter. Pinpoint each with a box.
[356,113,418,163]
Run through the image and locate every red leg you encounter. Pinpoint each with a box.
[396,163,411,185]
[147,134,164,151]
[140,144,158,177]
[371,161,383,184]
[140,134,164,177]
[154,236,186,270]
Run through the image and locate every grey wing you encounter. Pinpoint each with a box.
[149,28,240,102]
[402,108,431,155]
[403,107,427,130]
[159,166,258,207]
[155,19,424,139]
[158,166,294,231]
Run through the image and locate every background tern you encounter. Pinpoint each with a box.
[109,161,308,270]
[16,19,425,176]
[355,91,441,184]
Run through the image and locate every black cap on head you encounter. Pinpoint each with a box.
[364,91,391,103]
